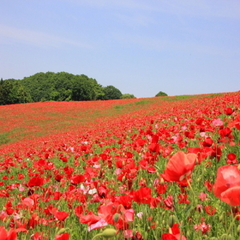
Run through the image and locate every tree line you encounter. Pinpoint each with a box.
[0,72,136,105]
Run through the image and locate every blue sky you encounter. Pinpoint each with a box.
[1,0,239,98]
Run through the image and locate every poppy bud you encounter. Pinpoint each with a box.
[220,234,228,240]
[219,214,224,222]
[237,225,240,235]
[220,233,233,240]
[92,228,117,239]
[227,235,233,240]
[168,215,177,227]
[196,177,201,182]
[144,231,148,239]
[57,228,68,235]
[159,176,165,184]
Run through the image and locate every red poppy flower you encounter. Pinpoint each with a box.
[28,176,44,187]
[162,233,178,240]
[213,165,240,206]
[133,187,152,204]
[31,232,44,240]
[227,153,238,164]
[204,205,216,215]
[194,222,211,234]
[156,184,168,195]
[75,205,84,218]
[225,108,233,115]
[55,232,70,240]
[162,223,187,240]
[54,211,69,221]
[178,194,190,204]
[161,151,197,182]
[79,212,101,226]
[0,226,17,240]
[6,208,14,215]
[70,174,85,185]
[117,195,132,209]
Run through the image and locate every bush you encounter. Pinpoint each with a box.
[103,85,122,100]
[121,93,136,99]
[155,91,168,97]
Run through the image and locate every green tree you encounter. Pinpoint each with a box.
[71,75,95,101]
[0,79,32,105]
[121,93,136,99]
[50,91,60,101]
[21,72,55,102]
[88,78,105,100]
[103,85,122,100]
[155,91,168,97]
[4,71,124,104]
[11,82,32,103]
[52,72,74,101]
[0,78,5,105]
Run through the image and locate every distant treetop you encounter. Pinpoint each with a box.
[155,91,168,97]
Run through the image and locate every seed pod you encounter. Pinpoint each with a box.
[113,213,120,223]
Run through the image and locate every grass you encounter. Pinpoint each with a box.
[162,93,224,102]
[135,100,155,105]
[0,132,10,145]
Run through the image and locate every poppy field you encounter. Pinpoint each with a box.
[0,92,240,240]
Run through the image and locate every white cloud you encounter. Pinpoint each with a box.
[0,24,92,49]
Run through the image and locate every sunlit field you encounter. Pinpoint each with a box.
[0,92,240,240]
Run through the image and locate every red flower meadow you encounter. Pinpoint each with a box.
[0,92,239,239]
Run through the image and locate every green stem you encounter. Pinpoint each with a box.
[225,211,240,236]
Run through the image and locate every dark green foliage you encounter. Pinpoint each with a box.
[155,91,168,97]
[102,85,122,100]
[49,72,74,101]
[0,78,32,105]
[1,72,124,105]
[72,75,95,101]
[121,93,136,99]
